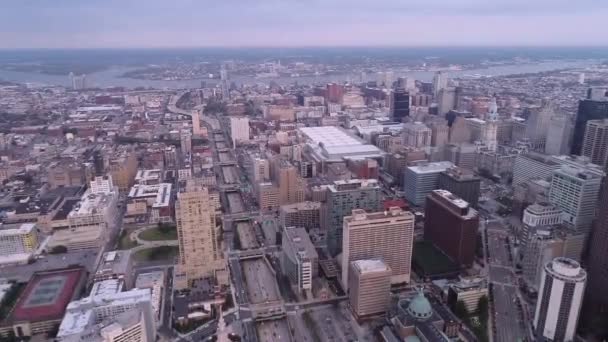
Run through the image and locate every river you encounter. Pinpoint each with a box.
[0,60,598,89]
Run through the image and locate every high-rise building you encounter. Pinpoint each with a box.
[174,181,225,289]
[512,152,562,186]
[585,180,608,313]
[342,207,415,289]
[571,87,608,155]
[549,165,603,233]
[581,118,608,169]
[348,259,391,320]
[229,116,250,147]
[465,117,497,151]
[429,121,450,147]
[390,88,410,123]
[448,116,471,144]
[533,257,586,342]
[179,131,192,155]
[279,201,321,231]
[0,223,40,264]
[444,143,477,170]
[424,190,479,267]
[220,65,229,100]
[402,122,431,148]
[432,71,448,98]
[281,227,318,292]
[545,113,574,156]
[437,166,481,207]
[274,159,305,205]
[525,102,554,151]
[325,179,381,256]
[522,227,585,291]
[326,83,344,104]
[403,161,454,206]
[437,88,457,115]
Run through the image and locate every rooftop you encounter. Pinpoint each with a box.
[408,161,454,175]
[352,259,390,274]
[0,222,36,237]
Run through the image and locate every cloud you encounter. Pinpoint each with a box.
[0,0,607,47]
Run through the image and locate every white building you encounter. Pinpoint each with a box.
[466,118,497,152]
[90,175,115,195]
[57,286,156,342]
[533,257,586,342]
[403,161,454,206]
[522,202,562,227]
[281,227,318,292]
[135,272,164,321]
[402,122,431,148]
[298,126,384,163]
[230,116,250,147]
[0,223,39,265]
[549,165,604,233]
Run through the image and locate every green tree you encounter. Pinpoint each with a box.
[454,300,470,323]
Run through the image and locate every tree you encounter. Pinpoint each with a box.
[454,300,470,323]
[478,295,489,322]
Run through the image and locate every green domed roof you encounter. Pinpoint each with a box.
[404,336,422,342]
[407,290,433,320]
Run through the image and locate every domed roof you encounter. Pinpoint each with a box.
[404,336,422,342]
[407,289,433,320]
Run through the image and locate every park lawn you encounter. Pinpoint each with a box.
[117,230,139,250]
[133,246,179,262]
[138,227,178,241]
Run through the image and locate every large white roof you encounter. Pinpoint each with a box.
[299,126,383,161]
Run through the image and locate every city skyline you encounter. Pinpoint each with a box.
[1,0,608,48]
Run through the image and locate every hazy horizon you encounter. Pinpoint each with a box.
[2,0,608,49]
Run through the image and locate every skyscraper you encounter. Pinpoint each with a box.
[424,190,479,267]
[585,180,608,313]
[571,87,608,155]
[390,87,410,123]
[179,130,192,155]
[229,116,250,147]
[525,101,554,151]
[432,71,448,98]
[581,119,608,169]
[533,258,586,342]
[174,181,225,289]
[220,64,229,100]
[437,166,481,207]
[348,259,391,320]
[403,161,454,206]
[273,158,305,205]
[545,113,574,156]
[342,207,415,289]
[402,122,431,148]
[326,83,344,104]
[325,179,381,256]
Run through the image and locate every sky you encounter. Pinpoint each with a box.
[1,0,608,48]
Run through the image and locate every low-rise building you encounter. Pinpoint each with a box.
[447,277,488,313]
[0,223,40,265]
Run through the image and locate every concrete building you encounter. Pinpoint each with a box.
[545,113,573,156]
[437,166,481,207]
[533,258,586,342]
[524,102,553,151]
[512,152,562,186]
[549,165,603,233]
[586,180,608,314]
[582,118,608,169]
[0,223,39,265]
[429,121,450,147]
[325,179,382,256]
[447,277,488,313]
[108,148,138,192]
[465,118,497,151]
[385,148,426,185]
[135,272,164,321]
[444,143,477,170]
[403,161,454,206]
[174,181,225,289]
[521,228,585,291]
[348,259,391,320]
[279,201,321,231]
[424,190,479,267]
[57,286,156,342]
[249,156,270,182]
[391,88,410,122]
[522,202,562,228]
[229,116,250,147]
[257,182,280,211]
[94,250,133,287]
[126,183,173,224]
[299,126,383,163]
[402,122,431,148]
[274,159,305,205]
[342,207,414,289]
[571,87,608,155]
[180,131,192,155]
[449,117,471,144]
[90,175,115,195]
[281,227,318,292]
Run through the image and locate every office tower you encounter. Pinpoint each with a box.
[279,201,321,231]
[220,65,229,99]
[70,73,87,90]
[449,117,471,144]
[444,143,477,171]
[402,122,432,148]
[229,116,250,147]
[0,223,39,264]
[274,159,305,205]
[429,121,449,147]
[582,119,608,169]
[174,181,225,289]
[424,190,479,267]
[403,161,454,206]
[432,71,448,98]
[385,148,427,185]
[545,113,574,156]
[533,258,586,342]
[549,165,603,233]
[390,87,410,123]
[326,179,382,256]
[512,152,562,186]
[585,180,608,312]
[437,88,457,115]
[525,102,553,151]
[250,156,270,182]
[326,83,344,104]
[376,71,394,88]
[342,207,415,289]
[521,228,584,291]
[465,117,498,152]
[348,259,391,320]
[179,131,192,155]
[438,166,481,207]
[57,286,156,342]
[571,87,608,155]
[281,227,318,292]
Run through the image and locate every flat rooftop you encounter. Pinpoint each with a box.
[408,161,454,174]
[0,222,36,237]
[299,126,383,161]
[352,259,390,274]
[69,191,115,217]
